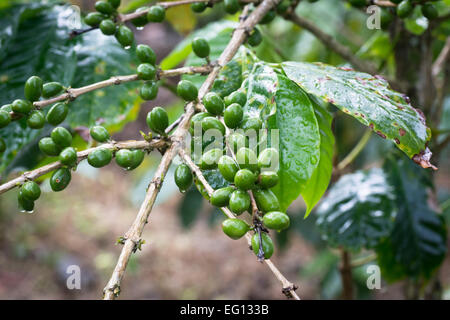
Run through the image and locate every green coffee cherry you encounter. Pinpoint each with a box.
[236,147,258,172]
[42,82,64,98]
[39,137,61,156]
[422,4,438,20]
[201,116,226,136]
[90,126,110,143]
[59,147,78,167]
[258,171,279,189]
[258,148,279,170]
[251,232,273,259]
[0,138,5,153]
[115,149,134,169]
[229,189,250,215]
[210,186,234,207]
[147,5,165,22]
[380,9,393,29]
[27,110,45,129]
[218,155,238,182]
[191,2,207,13]
[115,25,134,47]
[248,28,262,47]
[224,0,239,14]
[20,181,41,201]
[12,99,32,114]
[253,189,280,213]
[18,190,35,212]
[222,218,249,240]
[0,110,11,128]
[140,81,158,100]
[132,7,149,27]
[24,76,43,102]
[51,127,72,148]
[200,148,223,169]
[260,10,276,24]
[175,164,193,192]
[136,44,156,64]
[137,63,156,80]
[190,112,212,135]
[348,0,366,8]
[100,19,117,35]
[202,92,224,115]
[146,106,169,134]
[263,211,290,231]
[88,148,113,168]
[242,117,262,132]
[84,12,105,27]
[108,0,121,9]
[192,37,210,58]
[224,103,243,129]
[234,169,256,190]
[177,80,198,101]
[128,149,145,170]
[1,104,12,112]
[397,0,413,18]
[228,133,247,152]
[224,91,246,107]
[46,102,68,126]
[50,167,71,192]
[95,0,114,14]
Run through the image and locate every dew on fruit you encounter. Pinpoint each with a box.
[124,46,131,50]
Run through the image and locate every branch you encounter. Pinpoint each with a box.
[336,129,372,172]
[102,0,282,300]
[0,138,166,195]
[372,0,396,7]
[432,37,450,79]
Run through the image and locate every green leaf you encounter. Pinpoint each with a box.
[302,97,334,217]
[316,168,395,251]
[282,61,432,163]
[377,156,447,281]
[178,187,204,228]
[268,75,320,211]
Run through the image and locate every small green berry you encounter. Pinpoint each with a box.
[90,126,110,143]
[59,147,78,167]
[27,110,45,129]
[147,5,166,23]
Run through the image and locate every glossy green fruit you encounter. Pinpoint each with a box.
[115,25,134,47]
[50,167,71,192]
[380,9,393,29]
[12,99,32,114]
[108,0,121,9]
[236,147,258,172]
[224,103,243,129]
[222,218,249,240]
[218,155,238,182]
[177,80,198,101]
[224,0,239,14]
[191,2,207,13]
[175,164,193,192]
[147,5,165,22]
[90,125,110,143]
[422,4,438,20]
[251,232,273,259]
[200,148,223,169]
[190,112,211,135]
[258,148,279,170]
[51,127,72,148]
[258,171,279,189]
[136,44,156,64]
[100,19,117,35]
[210,186,234,207]
[140,81,158,100]
[146,106,169,134]
[202,92,224,115]
[224,91,246,106]
[0,110,11,128]
[39,137,61,156]
[115,149,134,168]
[397,0,413,18]
[42,82,64,98]
[24,76,43,102]
[59,147,78,167]
[248,28,262,47]
[228,133,247,152]
[88,148,112,168]
[192,37,210,58]
[263,211,290,231]
[137,63,156,80]
[18,190,35,212]
[84,12,105,27]
[21,181,41,201]
[260,10,276,24]
[132,7,149,27]
[349,0,366,8]
[95,0,114,14]
[0,138,5,153]
[27,110,45,129]
[128,149,145,170]
[253,189,280,213]
[234,169,256,190]
[229,189,250,215]
[201,116,226,135]
[242,117,262,132]
[46,102,68,126]
[1,104,12,112]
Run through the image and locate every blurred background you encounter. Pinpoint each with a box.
[0,0,449,299]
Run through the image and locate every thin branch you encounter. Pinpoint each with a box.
[373,0,396,7]
[336,129,372,172]
[432,37,450,79]
[0,138,166,195]
[102,0,282,300]
[340,250,353,300]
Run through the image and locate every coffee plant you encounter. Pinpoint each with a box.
[0,0,449,300]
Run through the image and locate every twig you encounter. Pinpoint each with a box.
[373,0,396,7]
[350,253,377,268]
[0,139,166,195]
[102,0,282,300]
[432,37,450,79]
[336,129,372,172]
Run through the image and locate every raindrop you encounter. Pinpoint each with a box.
[310,155,318,165]
[124,46,131,50]
[136,27,144,31]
